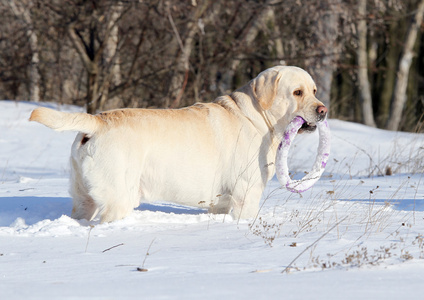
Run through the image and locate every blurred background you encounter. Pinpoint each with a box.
[1,0,423,132]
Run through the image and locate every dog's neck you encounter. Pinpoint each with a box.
[259,110,275,136]
[225,91,275,139]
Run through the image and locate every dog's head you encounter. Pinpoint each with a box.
[251,66,327,134]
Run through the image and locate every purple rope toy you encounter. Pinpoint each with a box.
[275,116,331,193]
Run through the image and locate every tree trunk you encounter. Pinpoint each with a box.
[99,6,122,111]
[308,61,333,110]
[306,0,343,110]
[8,0,40,102]
[86,66,99,114]
[376,23,399,127]
[68,24,99,114]
[220,1,282,94]
[167,1,209,108]
[167,13,196,108]
[67,5,125,114]
[386,0,424,131]
[357,0,376,127]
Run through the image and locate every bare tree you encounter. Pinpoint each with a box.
[1,0,423,132]
[99,4,122,110]
[219,0,284,94]
[65,1,128,113]
[386,0,424,131]
[356,0,376,127]
[305,0,345,110]
[7,0,40,102]
[166,0,210,108]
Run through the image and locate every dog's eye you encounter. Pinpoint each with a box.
[313,89,317,95]
[293,90,302,97]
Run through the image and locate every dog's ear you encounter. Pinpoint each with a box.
[252,70,282,111]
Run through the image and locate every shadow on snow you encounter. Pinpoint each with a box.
[0,196,206,226]
[340,198,424,212]
[1,195,421,227]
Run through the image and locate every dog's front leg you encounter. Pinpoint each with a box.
[230,186,263,220]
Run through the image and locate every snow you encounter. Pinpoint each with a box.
[1,100,424,299]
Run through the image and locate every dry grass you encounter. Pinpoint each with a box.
[249,141,424,273]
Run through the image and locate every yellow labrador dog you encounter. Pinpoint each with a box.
[30,66,327,223]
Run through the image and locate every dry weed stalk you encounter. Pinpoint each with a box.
[282,216,348,274]
[85,225,95,253]
[250,217,282,247]
[137,238,156,272]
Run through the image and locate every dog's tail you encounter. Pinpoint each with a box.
[29,107,104,135]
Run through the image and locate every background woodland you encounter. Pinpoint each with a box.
[1,0,424,132]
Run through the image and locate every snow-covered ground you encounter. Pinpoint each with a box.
[1,100,424,299]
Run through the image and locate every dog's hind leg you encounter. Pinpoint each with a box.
[91,182,141,223]
[86,162,142,223]
[70,132,142,223]
[69,179,98,221]
[71,194,98,221]
[69,157,100,221]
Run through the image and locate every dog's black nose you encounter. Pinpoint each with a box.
[316,106,327,119]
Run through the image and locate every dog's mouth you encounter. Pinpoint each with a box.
[298,122,317,134]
